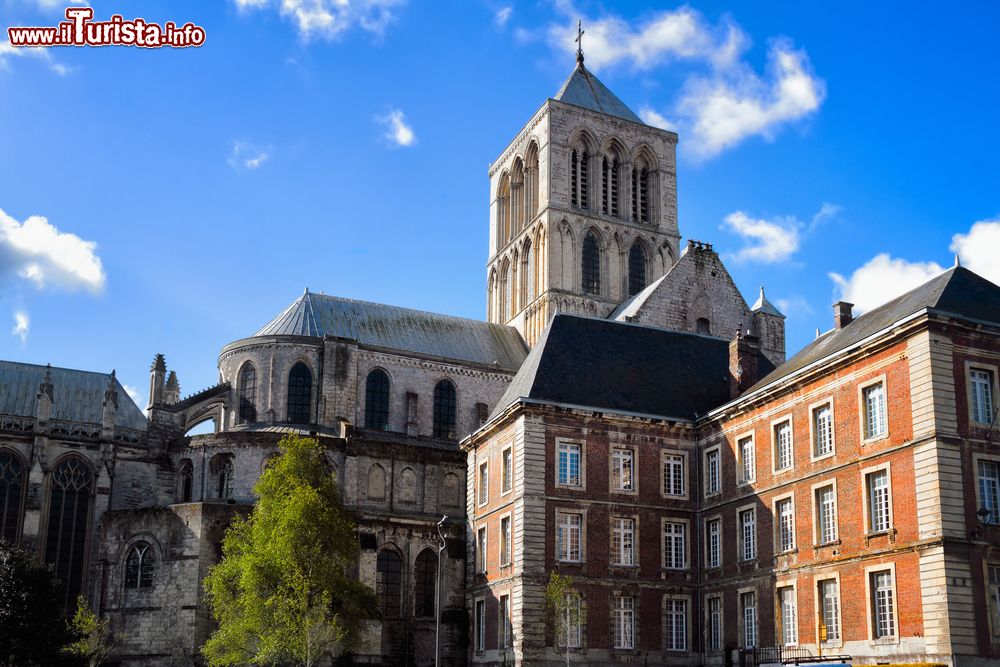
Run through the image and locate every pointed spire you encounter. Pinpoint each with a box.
[575,19,585,66]
[103,370,119,410]
[165,371,179,390]
[955,254,961,268]
[38,363,53,401]
[815,328,821,339]
[151,353,166,372]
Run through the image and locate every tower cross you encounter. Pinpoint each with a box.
[575,20,585,64]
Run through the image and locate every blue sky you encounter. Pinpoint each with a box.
[1,0,999,413]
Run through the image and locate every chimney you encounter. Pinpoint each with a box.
[833,301,854,330]
[729,329,761,398]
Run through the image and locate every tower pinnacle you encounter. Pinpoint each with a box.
[575,19,585,65]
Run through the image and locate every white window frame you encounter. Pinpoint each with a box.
[661,518,688,570]
[737,431,756,485]
[564,592,582,648]
[498,592,512,649]
[612,594,635,650]
[773,492,796,554]
[501,444,513,495]
[864,563,899,643]
[706,594,723,652]
[858,375,888,443]
[737,504,757,562]
[862,462,894,535]
[811,479,839,546]
[611,515,637,567]
[499,512,512,567]
[986,563,1000,644]
[476,526,488,574]
[661,450,687,499]
[478,461,489,507]
[556,439,585,490]
[771,416,794,473]
[704,445,721,497]
[809,398,836,461]
[814,573,843,648]
[556,509,585,563]
[610,446,637,494]
[662,595,689,652]
[475,597,486,652]
[975,453,1000,526]
[777,581,799,647]
[739,587,757,649]
[705,515,722,570]
[967,361,999,427]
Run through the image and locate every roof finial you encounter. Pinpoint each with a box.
[954,253,961,268]
[575,19,585,65]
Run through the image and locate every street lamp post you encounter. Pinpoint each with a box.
[435,515,449,667]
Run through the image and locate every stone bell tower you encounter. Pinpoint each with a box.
[485,31,681,346]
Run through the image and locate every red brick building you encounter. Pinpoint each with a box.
[465,265,1000,666]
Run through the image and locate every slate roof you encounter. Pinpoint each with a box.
[253,291,529,372]
[747,266,1000,394]
[553,64,644,124]
[0,361,147,430]
[609,273,667,321]
[492,314,732,421]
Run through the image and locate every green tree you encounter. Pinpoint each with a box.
[0,541,75,666]
[65,595,121,667]
[544,572,585,667]
[202,435,376,667]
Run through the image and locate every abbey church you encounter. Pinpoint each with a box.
[1,51,999,667]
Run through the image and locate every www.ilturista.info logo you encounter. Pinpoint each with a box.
[7,8,206,49]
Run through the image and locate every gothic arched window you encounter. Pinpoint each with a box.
[124,541,154,589]
[628,242,647,297]
[237,363,257,424]
[365,369,391,431]
[177,459,193,503]
[523,239,535,303]
[632,163,652,223]
[526,143,540,220]
[44,457,93,612]
[696,318,711,335]
[0,450,26,544]
[501,259,512,321]
[602,155,620,216]
[497,173,511,248]
[210,455,234,500]
[581,231,601,295]
[399,467,417,504]
[376,549,403,618]
[433,379,457,440]
[286,363,312,424]
[571,147,590,209]
[367,464,386,501]
[440,472,460,509]
[414,548,438,618]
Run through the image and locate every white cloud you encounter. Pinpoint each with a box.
[545,6,824,158]
[495,5,512,28]
[810,202,842,230]
[829,254,946,315]
[123,384,143,407]
[11,311,28,343]
[228,141,270,170]
[0,208,105,293]
[638,105,677,131]
[0,40,71,75]
[678,43,825,158]
[951,218,1000,285]
[376,108,416,147]
[231,0,403,41]
[723,211,800,264]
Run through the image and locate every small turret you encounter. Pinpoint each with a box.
[164,371,180,405]
[751,286,786,367]
[148,354,166,409]
[36,363,54,425]
[102,370,119,437]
